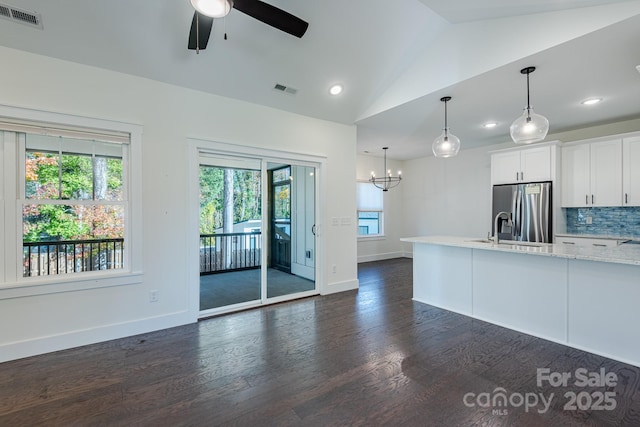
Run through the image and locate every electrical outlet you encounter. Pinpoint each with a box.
[332,264,337,274]
[149,290,159,303]
[586,216,593,225]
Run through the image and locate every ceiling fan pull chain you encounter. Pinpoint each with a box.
[224,14,228,40]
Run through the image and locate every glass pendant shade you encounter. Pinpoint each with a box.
[511,66,549,144]
[432,96,460,158]
[191,0,233,17]
[432,129,461,157]
[510,107,549,144]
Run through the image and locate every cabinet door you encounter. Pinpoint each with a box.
[590,140,622,207]
[561,144,590,207]
[491,151,521,184]
[623,137,640,206]
[521,145,551,182]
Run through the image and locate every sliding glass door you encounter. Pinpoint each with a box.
[198,154,317,317]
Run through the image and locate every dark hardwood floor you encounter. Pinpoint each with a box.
[1,258,639,426]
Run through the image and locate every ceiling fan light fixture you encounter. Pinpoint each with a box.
[432,96,460,158]
[191,0,233,18]
[510,66,549,144]
[329,84,343,96]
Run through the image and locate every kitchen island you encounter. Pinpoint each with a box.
[401,236,640,367]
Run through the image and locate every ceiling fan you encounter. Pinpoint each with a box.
[188,0,309,52]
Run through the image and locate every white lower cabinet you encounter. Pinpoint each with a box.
[556,236,622,248]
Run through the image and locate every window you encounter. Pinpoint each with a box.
[0,107,141,293]
[22,134,126,277]
[357,182,383,236]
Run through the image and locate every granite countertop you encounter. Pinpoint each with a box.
[401,235,640,266]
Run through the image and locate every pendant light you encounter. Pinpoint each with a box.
[432,96,460,158]
[191,0,233,18]
[510,66,549,144]
[370,147,402,191]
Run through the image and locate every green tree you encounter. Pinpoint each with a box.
[24,150,124,242]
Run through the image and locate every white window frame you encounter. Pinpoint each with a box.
[356,181,384,239]
[0,105,143,299]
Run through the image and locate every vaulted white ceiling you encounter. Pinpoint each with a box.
[1,0,639,159]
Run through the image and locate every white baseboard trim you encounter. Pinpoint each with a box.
[0,311,193,363]
[322,278,358,295]
[357,252,406,263]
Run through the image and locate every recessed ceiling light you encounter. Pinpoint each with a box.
[581,98,602,106]
[636,65,640,74]
[483,122,498,128]
[329,84,343,96]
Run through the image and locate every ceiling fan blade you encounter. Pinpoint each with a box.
[233,0,308,38]
[188,12,214,50]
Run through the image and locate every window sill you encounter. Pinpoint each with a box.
[0,271,143,300]
[358,235,386,242]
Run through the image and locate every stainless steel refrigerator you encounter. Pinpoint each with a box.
[492,181,552,243]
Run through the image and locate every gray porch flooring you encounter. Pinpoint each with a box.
[200,268,315,310]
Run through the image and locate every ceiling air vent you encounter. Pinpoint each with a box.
[0,3,43,29]
[273,83,298,95]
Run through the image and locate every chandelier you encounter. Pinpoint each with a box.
[370,147,402,191]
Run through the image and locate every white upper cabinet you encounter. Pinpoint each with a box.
[491,145,552,185]
[561,139,622,207]
[623,136,640,206]
[561,144,590,207]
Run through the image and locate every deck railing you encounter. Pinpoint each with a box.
[23,238,124,277]
[200,231,261,275]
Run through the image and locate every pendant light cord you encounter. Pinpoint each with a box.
[526,71,531,117]
[444,99,448,130]
[383,147,388,176]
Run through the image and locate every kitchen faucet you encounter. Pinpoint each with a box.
[492,211,512,244]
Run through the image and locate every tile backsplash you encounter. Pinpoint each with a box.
[565,207,640,237]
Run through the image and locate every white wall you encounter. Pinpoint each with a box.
[0,46,358,362]
[400,144,498,247]
[356,153,406,262]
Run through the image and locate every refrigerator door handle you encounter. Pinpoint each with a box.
[513,187,521,239]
